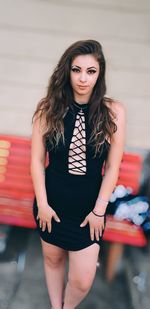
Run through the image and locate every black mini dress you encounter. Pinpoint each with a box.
[33,101,110,251]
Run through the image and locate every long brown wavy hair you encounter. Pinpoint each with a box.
[32,39,117,156]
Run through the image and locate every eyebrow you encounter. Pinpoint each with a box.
[71,65,97,70]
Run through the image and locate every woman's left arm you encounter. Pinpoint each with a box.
[80,101,126,241]
[93,100,126,215]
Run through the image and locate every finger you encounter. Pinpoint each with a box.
[47,221,52,233]
[99,228,103,237]
[36,214,39,220]
[80,219,88,227]
[39,219,42,228]
[39,219,46,230]
[90,227,95,241]
[95,229,100,241]
[42,222,46,232]
[53,213,61,222]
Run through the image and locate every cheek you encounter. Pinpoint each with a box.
[90,75,99,88]
[70,74,78,88]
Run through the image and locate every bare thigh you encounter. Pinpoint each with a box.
[68,243,100,290]
[41,239,68,266]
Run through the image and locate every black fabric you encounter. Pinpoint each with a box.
[33,102,109,251]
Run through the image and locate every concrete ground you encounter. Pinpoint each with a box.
[125,245,150,309]
[0,226,133,309]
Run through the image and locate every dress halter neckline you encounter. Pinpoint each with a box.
[73,101,89,110]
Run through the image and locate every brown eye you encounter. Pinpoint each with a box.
[87,70,96,74]
[71,68,80,73]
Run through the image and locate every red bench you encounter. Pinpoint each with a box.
[0,135,36,228]
[0,134,147,278]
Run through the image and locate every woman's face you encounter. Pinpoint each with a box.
[70,54,100,103]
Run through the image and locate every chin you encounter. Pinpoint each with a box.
[76,89,90,95]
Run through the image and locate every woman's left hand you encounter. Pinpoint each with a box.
[80,212,105,241]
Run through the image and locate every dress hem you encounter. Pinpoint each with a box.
[38,233,103,251]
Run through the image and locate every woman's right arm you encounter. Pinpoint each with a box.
[30,114,60,232]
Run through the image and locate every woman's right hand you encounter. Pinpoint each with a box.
[36,204,60,233]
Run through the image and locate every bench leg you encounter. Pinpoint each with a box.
[105,242,124,282]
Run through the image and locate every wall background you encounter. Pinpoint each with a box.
[0,0,150,150]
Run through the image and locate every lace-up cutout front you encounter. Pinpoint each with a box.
[68,108,87,175]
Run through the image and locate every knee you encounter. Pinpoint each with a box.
[44,253,66,269]
[68,273,94,293]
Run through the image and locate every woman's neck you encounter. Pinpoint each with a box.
[73,95,90,105]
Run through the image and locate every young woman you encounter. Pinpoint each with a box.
[31,39,126,309]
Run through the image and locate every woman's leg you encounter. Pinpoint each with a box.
[41,239,67,309]
[63,243,100,309]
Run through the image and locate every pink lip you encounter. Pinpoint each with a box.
[78,85,88,88]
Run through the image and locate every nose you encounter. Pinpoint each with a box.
[79,72,87,83]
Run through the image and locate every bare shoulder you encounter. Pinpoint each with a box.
[32,110,46,135]
[106,99,126,123]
